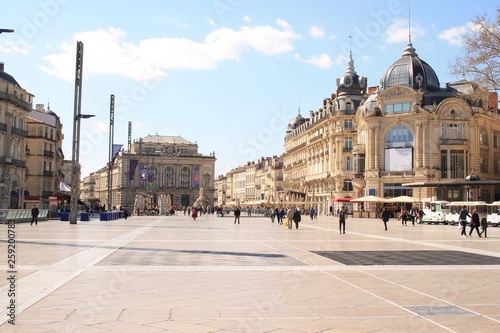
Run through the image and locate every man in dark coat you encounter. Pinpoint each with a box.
[234,207,241,224]
[292,208,301,229]
[381,207,390,231]
[31,204,39,226]
[339,207,347,234]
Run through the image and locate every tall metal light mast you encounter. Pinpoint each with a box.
[70,41,84,224]
[107,94,115,211]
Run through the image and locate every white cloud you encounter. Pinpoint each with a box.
[438,22,475,46]
[86,121,108,134]
[295,53,333,69]
[41,21,301,82]
[334,54,349,66]
[243,16,252,23]
[207,17,216,26]
[309,26,325,39]
[361,55,370,62]
[384,18,425,44]
[0,38,30,54]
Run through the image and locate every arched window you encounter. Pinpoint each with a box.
[165,166,175,188]
[385,125,414,171]
[343,179,353,191]
[385,125,413,148]
[180,167,191,187]
[148,166,157,185]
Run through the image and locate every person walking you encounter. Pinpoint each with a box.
[191,207,198,221]
[277,208,285,225]
[269,207,276,223]
[399,207,408,226]
[234,207,241,224]
[124,208,128,220]
[309,207,315,221]
[31,204,39,226]
[292,208,301,229]
[339,207,347,234]
[417,208,425,224]
[468,209,481,237]
[286,207,294,229]
[479,213,488,238]
[381,207,390,231]
[410,207,418,226]
[458,206,471,237]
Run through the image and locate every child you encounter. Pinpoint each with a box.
[479,213,488,238]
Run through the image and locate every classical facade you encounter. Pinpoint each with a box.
[0,63,33,209]
[216,156,283,206]
[283,42,500,214]
[90,134,216,210]
[25,104,65,208]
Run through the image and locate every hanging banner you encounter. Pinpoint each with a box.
[193,166,200,188]
[112,144,123,162]
[129,160,138,180]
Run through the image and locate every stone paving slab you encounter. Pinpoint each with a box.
[0,214,499,332]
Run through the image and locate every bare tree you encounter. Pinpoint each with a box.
[451,8,500,91]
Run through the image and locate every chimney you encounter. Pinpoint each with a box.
[36,104,45,112]
[0,62,4,71]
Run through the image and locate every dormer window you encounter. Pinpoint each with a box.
[384,102,412,113]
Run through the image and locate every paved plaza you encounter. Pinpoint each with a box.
[1,213,500,332]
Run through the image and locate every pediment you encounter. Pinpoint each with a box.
[378,86,415,98]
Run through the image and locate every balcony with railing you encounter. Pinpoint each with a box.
[439,138,469,146]
[11,127,28,137]
[43,170,54,177]
[0,91,32,110]
[43,150,55,157]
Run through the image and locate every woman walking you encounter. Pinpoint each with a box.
[468,209,481,237]
[479,213,488,238]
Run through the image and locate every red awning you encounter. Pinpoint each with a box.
[331,198,352,202]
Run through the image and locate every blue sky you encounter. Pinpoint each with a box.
[0,0,498,178]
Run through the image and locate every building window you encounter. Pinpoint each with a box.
[383,183,412,198]
[165,166,175,188]
[147,166,157,184]
[345,103,352,112]
[481,156,489,173]
[385,125,413,171]
[344,119,353,128]
[442,123,466,139]
[355,154,365,174]
[441,150,467,179]
[480,128,489,146]
[344,137,353,152]
[384,102,412,113]
[180,167,191,187]
[385,125,413,148]
[345,156,353,171]
[494,132,499,149]
[342,179,353,191]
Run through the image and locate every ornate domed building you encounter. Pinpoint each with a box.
[282,40,500,214]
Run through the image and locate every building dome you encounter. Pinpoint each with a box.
[336,54,365,96]
[379,43,440,92]
[287,110,305,132]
